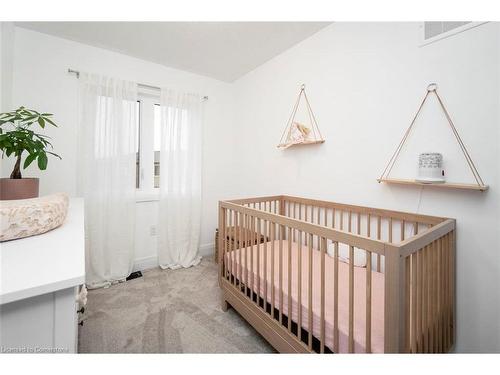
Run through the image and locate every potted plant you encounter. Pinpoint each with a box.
[0,107,61,200]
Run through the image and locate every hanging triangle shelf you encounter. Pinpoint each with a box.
[277,84,325,149]
[377,83,488,192]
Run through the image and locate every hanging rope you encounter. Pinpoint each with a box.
[378,83,486,188]
[278,84,324,149]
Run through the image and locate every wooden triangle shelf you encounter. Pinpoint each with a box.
[378,83,488,192]
[277,139,325,148]
[277,84,325,149]
[377,178,489,192]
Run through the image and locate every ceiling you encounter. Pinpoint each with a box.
[16,22,331,82]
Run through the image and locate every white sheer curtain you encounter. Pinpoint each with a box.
[78,73,138,288]
[157,88,202,269]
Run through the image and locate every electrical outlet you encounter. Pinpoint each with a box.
[150,225,157,236]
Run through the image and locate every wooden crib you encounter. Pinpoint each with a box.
[218,195,455,353]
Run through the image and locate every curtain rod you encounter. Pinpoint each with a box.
[67,68,209,101]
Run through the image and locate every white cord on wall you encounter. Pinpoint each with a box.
[416,185,424,214]
[413,185,425,233]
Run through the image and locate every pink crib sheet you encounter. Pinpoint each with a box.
[225,240,385,353]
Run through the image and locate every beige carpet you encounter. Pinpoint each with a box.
[78,258,275,353]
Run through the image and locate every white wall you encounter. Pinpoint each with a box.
[7,27,236,268]
[231,22,500,352]
[0,22,15,112]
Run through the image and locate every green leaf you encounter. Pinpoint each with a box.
[37,117,45,128]
[23,115,38,122]
[44,117,58,127]
[23,153,37,169]
[37,152,48,170]
[47,151,62,159]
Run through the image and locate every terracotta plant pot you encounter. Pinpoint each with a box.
[0,178,40,200]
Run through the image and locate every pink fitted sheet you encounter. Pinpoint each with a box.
[225,240,385,353]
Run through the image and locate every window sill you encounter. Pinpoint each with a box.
[136,190,160,203]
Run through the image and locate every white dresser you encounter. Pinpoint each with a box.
[0,198,85,353]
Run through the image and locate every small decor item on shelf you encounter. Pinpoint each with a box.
[0,107,61,200]
[277,84,325,149]
[289,122,311,144]
[416,152,445,183]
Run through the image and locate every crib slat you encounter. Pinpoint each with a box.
[451,232,455,347]
[298,230,303,342]
[438,237,445,353]
[429,242,434,353]
[287,227,292,332]
[333,241,339,352]
[239,214,243,290]
[308,234,313,351]
[437,238,442,352]
[357,213,361,235]
[389,217,393,243]
[332,208,336,229]
[224,209,228,279]
[320,237,326,353]
[431,240,437,352]
[437,237,442,352]
[446,233,451,350]
[271,223,275,319]
[430,242,435,353]
[422,246,431,353]
[417,245,423,352]
[256,218,261,306]
[305,207,309,246]
[250,216,255,302]
[366,249,372,353]
[348,211,352,232]
[432,240,441,353]
[244,214,249,297]
[279,225,283,325]
[367,214,371,237]
[423,244,428,353]
[263,220,268,311]
[411,252,417,352]
[376,216,381,272]
[227,210,232,282]
[349,245,355,353]
[447,233,452,350]
[405,254,411,353]
[234,212,240,286]
[293,203,297,241]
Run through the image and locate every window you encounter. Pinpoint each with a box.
[420,22,487,46]
[136,91,191,195]
[136,93,162,193]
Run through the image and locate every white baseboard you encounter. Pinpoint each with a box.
[132,242,215,272]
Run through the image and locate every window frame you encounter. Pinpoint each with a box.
[419,21,487,47]
[136,90,161,202]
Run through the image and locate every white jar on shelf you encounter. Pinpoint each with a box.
[416,152,445,183]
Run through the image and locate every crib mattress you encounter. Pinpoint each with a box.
[224,240,385,353]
